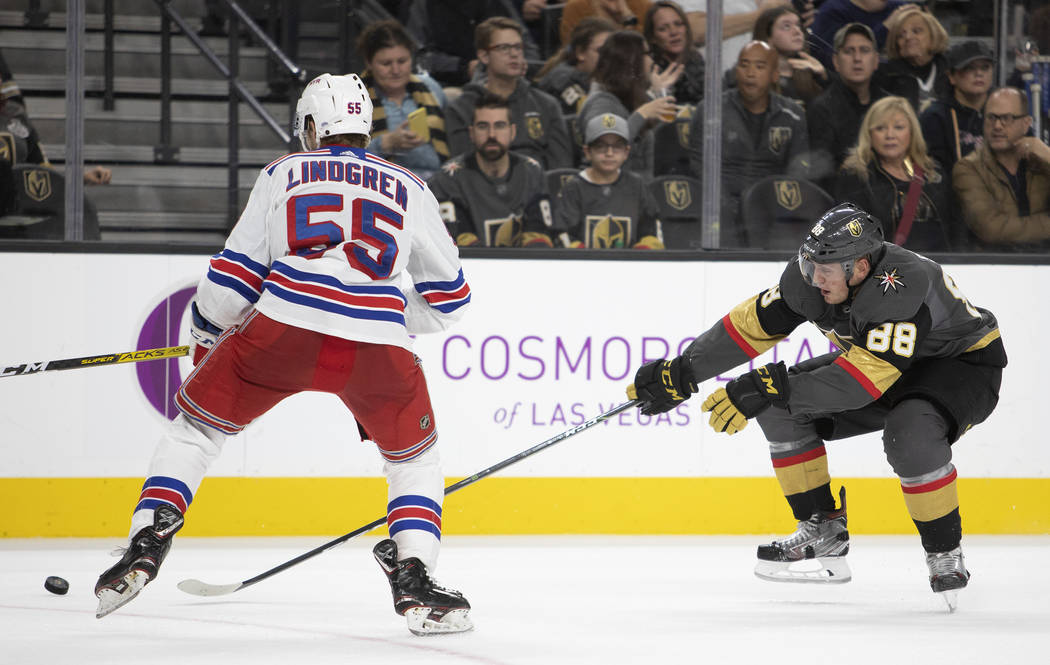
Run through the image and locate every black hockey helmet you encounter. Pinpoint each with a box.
[798,203,884,286]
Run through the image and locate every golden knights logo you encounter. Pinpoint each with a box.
[601,113,617,129]
[525,114,544,140]
[23,169,52,202]
[768,126,792,153]
[847,219,864,237]
[663,180,692,211]
[0,133,14,163]
[875,267,906,293]
[676,105,692,147]
[585,214,631,248]
[774,179,801,210]
[485,214,522,247]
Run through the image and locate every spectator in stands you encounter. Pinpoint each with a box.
[678,1,814,51]
[428,94,555,247]
[835,95,960,251]
[535,17,617,114]
[0,87,111,186]
[579,30,679,178]
[807,23,891,189]
[750,4,827,105]
[446,17,573,169]
[808,0,912,70]
[688,40,810,247]
[357,20,450,181]
[0,50,25,109]
[561,0,652,45]
[400,0,540,88]
[919,40,994,179]
[644,1,705,105]
[880,4,951,113]
[952,87,1050,251]
[513,0,559,50]
[556,113,664,248]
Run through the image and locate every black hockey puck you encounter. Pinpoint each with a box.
[44,576,69,595]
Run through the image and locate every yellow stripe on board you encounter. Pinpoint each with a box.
[1,477,1047,537]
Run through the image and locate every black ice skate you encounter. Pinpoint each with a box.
[95,504,184,618]
[373,539,472,636]
[754,486,851,584]
[927,546,970,613]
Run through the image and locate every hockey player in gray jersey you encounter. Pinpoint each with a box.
[628,203,1006,611]
[428,93,556,247]
[556,113,663,249]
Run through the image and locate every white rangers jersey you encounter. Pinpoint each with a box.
[196,145,471,350]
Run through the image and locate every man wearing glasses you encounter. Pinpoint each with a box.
[952,86,1050,250]
[555,113,663,248]
[446,16,573,169]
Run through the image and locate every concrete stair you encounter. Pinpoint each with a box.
[3,1,382,245]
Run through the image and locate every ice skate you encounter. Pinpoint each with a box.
[927,546,969,613]
[95,504,184,618]
[755,486,851,584]
[373,539,472,636]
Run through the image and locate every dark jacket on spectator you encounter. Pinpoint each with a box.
[689,90,811,247]
[535,62,591,115]
[952,144,1050,251]
[446,77,573,170]
[919,97,984,179]
[654,50,705,106]
[806,75,893,189]
[834,160,962,252]
[878,53,951,114]
[808,0,910,69]
[401,0,540,87]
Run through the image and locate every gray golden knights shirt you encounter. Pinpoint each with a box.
[683,243,1006,415]
[427,150,554,247]
[555,170,662,248]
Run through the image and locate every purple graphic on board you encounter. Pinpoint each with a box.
[135,287,196,419]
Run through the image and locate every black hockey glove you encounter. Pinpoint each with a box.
[627,356,698,416]
[702,361,790,435]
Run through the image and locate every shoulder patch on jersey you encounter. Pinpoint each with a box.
[441,158,464,176]
[875,267,906,294]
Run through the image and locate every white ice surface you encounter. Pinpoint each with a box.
[1,535,1047,664]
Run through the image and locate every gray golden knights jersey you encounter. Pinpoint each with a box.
[555,170,662,248]
[427,151,554,247]
[684,243,1006,415]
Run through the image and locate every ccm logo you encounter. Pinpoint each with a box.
[347,102,364,114]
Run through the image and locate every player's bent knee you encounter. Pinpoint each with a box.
[883,399,951,477]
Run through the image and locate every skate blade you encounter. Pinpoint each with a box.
[754,556,852,584]
[95,570,148,619]
[938,589,959,613]
[404,607,473,636]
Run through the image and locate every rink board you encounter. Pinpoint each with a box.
[0,253,1047,536]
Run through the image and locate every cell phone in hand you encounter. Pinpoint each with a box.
[407,107,430,143]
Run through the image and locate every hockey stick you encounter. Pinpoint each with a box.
[1,345,189,378]
[177,399,639,597]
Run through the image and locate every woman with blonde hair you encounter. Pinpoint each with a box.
[881,5,951,112]
[835,96,964,251]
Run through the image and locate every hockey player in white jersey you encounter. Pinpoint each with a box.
[94,73,474,636]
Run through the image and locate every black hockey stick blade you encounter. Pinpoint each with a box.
[177,399,639,597]
[1,345,189,378]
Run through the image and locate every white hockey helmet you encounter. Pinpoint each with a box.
[293,73,373,150]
